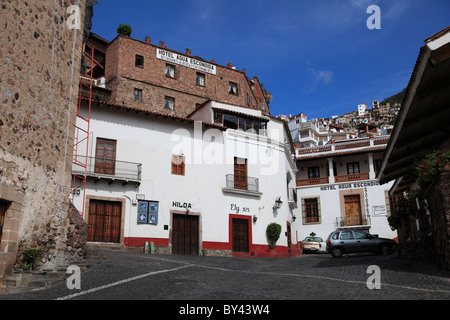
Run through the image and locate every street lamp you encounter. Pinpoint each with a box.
[274,197,283,210]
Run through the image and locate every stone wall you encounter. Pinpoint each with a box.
[395,167,450,270]
[0,0,87,284]
[426,168,450,270]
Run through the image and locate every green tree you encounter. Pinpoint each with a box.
[117,24,132,37]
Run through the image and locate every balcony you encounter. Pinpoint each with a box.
[288,188,298,209]
[72,155,142,186]
[335,215,371,229]
[296,177,329,187]
[222,174,262,197]
[334,173,370,183]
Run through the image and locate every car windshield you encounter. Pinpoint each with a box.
[305,237,323,242]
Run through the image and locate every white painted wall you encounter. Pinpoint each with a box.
[72,102,299,253]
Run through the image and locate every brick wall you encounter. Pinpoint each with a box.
[0,0,87,282]
[104,36,271,117]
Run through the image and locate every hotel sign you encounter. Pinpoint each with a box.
[156,49,217,75]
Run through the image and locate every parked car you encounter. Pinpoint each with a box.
[302,236,327,254]
[326,230,397,258]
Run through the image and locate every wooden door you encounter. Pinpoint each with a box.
[0,201,7,239]
[172,214,199,255]
[344,195,362,226]
[94,139,116,175]
[286,222,292,254]
[232,218,249,252]
[88,200,122,243]
[234,157,247,190]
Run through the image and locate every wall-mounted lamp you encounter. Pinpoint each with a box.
[292,215,297,222]
[253,215,258,223]
[274,197,283,210]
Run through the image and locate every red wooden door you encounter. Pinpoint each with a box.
[234,157,247,190]
[232,218,249,252]
[88,200,122,243]
[172,214,199,255]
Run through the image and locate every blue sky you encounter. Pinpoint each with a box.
[91,0,450,119]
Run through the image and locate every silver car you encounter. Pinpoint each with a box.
[326,230,397,258]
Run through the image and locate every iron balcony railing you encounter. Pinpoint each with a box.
[225,174,259,193]
[72,155,142,182]
[335,215,371,228]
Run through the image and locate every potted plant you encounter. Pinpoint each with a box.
[145,36,151,44]
[266,223,281,249]
[116,24,132,37]
[185,48,192,56]
[159,40,166,48]
[211,59,215,63]
[226,62,232,68]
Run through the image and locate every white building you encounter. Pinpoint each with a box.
[358,103,368,116]
[294,136,397,243]
[72,99,301,257]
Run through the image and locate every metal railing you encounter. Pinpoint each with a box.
[225,174,259,192]
[335,215,371,228]
[72,155,142,181]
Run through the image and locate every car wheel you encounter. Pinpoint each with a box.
[331,247,343,258]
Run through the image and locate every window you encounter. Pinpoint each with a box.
[171,154,185,176]
[165,64,175,78]
[135,55,144,68]
[373,159,381,173]
[214,111,223,124]
[347,162,360,174]
[238,118,253,132]
[134,89,142,101]
[308,167,320,179]
[137,201,159,225]
[220,111,267,135]
[229,82,238,95]
[339,231,355,240]
[164,96,175,110]
[223,113,238,130]
[304,198,320,223]
[354,230,368,239]
[196,72,205,86]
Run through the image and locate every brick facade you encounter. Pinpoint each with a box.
[103,35,271,117]
[0,0,87,287]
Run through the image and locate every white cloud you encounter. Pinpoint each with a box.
[303,68,335,93]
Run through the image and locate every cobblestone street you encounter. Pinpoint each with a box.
[1,249,450,303]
